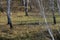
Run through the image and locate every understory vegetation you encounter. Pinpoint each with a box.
[0,12,60,40]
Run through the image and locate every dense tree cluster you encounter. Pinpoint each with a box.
[0,0,58,12]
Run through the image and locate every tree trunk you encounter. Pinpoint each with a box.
[23,0,28,16]
[49,0,56,24]
[7,0,13,29]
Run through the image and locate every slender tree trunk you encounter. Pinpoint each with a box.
[7,0,13,29]
[57,0,60,15]
[29,0,32,11]
[49,0,56,24]
[23,0,28,16]
[37,0,55,40]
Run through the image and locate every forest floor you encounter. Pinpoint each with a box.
[0,12,60,40]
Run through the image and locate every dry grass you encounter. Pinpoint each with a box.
[0,12,60,40]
